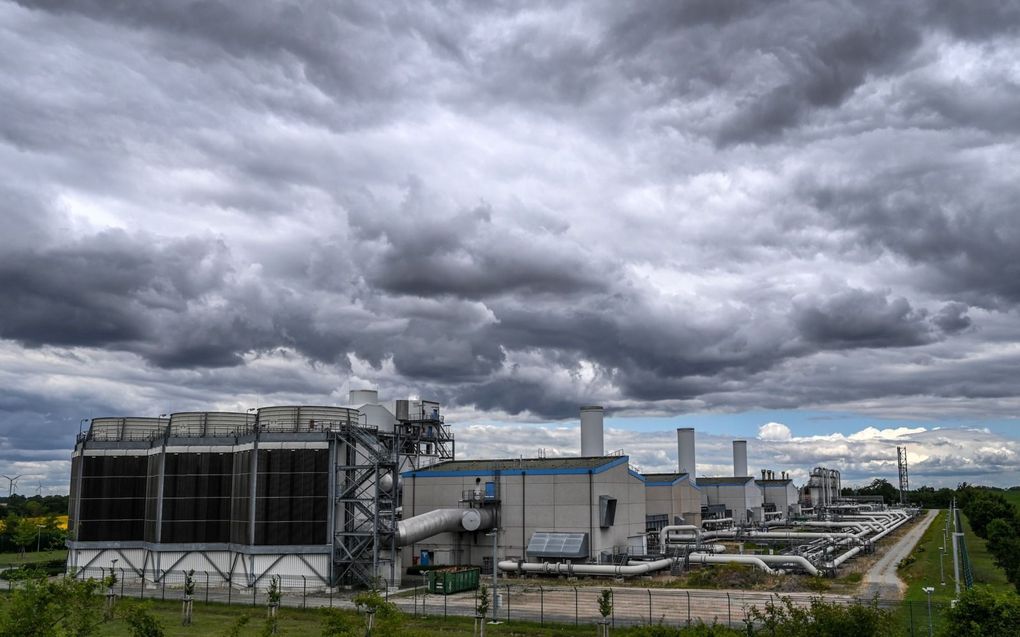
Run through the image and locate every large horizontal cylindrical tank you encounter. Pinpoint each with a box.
[580,405,605,456]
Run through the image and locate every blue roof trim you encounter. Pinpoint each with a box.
[636,472,693,487]
[403,454,631,479]
[628,468,645,482]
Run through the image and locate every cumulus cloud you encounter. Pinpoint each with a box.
[758,422,792,441]
[447,421,1020,488]
[2,0,1020,489]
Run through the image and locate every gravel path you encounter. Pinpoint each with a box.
[860,509,938,600]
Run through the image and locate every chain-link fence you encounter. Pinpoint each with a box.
[0,566,957,636]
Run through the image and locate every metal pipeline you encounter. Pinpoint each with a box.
[687,553,775,574]
[498,558,674,577]
[396,508,496,546]
[659,524,702,547]
[751,554,821,576]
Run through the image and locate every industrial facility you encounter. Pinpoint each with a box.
[67,393,916,590]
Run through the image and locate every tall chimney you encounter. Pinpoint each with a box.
[677,428,696,481]
[580,406,604,456]
[349,389,379,405]
[733,440,748,477]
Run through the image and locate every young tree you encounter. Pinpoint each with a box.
[104,567,119,620]
[597,589,613,636]
[264,574,282,634]
[182,569,196,626]
[475,585,490,637]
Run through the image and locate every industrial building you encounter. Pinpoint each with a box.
[67,393,916,590]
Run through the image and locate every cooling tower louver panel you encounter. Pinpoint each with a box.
[526,532,589,559]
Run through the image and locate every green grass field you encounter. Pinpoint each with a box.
[899,509,1010,604]
[0,549,67,567]
[4,597,703,637]
[959,512,1011,591]
[1000,489,1020,509]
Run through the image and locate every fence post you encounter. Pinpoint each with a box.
[611,589,615,628]
[120,568,125,598]
[727,592,732,626]
[161,572,166,601]
[444,590,448,618]
[252,581,257,607]
[575,586,579,625]
[329,585,333,608]
[413,585,417,617]
[648,589,652,625]
[505,584,511,623]
[205,572,210,605]
[687,591,691,626]
[227,581,231,605]
[302,575,307,609]
[909,600,915,637]
[540,586,544,625]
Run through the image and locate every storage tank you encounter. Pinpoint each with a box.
[580,406,605,456]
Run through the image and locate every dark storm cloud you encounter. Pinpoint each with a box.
[793,289,934,349]
[2,0,1020,491]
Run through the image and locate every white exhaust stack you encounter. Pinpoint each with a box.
[733,440,748,477]
[580,406,605,456]
[677,428,696,480]
[349,389,379,405]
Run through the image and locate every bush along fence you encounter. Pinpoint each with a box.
[0,565,959,635]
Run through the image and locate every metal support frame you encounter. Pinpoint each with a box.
[332,423,399,588]
[897,447,909,504]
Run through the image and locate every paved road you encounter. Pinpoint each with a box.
[860,509,938,600]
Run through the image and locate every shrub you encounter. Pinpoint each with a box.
[124,603,166,637]
[937,586,1020,637]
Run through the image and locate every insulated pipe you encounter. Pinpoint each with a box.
[702,530,858,541]
[687,553,775,574]
[828,514,911,568]
[659,524,701,547]
[498,559,674,578]
[396,508,496,546]
[752,554,821,576]
[666,543,727,554]
[796,521,872,534]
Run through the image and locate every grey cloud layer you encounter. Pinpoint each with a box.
[2,0,1020,489]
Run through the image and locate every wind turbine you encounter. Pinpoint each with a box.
[1,474,24,498]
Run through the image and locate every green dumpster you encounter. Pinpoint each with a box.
[427,567,480,595]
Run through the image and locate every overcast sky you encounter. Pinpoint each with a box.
[2,1,1019,494]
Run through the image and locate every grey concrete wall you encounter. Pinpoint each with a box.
[644,480,702,527]
[402,463,646,567]
[699,480,763,524]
